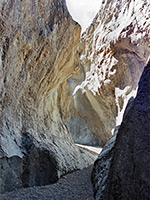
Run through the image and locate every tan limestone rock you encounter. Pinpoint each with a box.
[0,0,95,193]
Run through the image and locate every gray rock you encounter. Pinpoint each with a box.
[92,60,150,199]
[0,156,23,192]
[91,126,118,199]
[91,97,134,199]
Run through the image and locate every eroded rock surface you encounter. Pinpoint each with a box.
[0,0,95,193]
[69,0,150,146]
[92,61,150,200]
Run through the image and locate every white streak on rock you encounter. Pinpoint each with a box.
[115,86,137,126]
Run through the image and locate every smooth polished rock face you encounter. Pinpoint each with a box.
[0,0,95,193]
[69,0,150,146]
[92,61,150,200]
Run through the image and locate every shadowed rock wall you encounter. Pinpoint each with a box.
[92,60,150,200]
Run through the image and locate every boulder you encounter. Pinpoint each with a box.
[92,60,150,199]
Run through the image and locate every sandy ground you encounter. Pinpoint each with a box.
[2,165,95,200]
[75,144,102,154]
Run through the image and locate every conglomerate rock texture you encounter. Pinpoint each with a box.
[92,61,150,200]
[69,0,150,146]
[0,0,95,193]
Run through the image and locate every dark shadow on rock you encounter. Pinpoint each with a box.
[0,156,23,193]
[0,132,60,193]
[92,60,150,200]
[21,132,59,188]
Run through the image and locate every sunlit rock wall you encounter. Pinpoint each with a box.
[69,0,150,146]
[0,0,95,193]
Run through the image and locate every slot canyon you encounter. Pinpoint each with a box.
[0,0,150,199]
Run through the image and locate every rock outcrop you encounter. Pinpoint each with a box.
[0,0,95,193]
[92,60,150,200]
[69,0,150,146]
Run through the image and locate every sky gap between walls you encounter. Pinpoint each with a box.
[66,0,101,33]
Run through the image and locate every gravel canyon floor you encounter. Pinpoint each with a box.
[1,146,102,200]
[2,165,94,200]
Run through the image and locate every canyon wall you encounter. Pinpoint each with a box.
[69,0,150,146]
[92,60,150,200]
[0,0,95,193]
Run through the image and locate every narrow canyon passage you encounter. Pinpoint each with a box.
[1,0,150,199]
